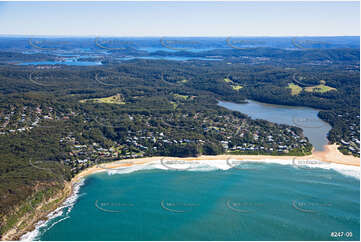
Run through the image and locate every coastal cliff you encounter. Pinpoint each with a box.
[1,181,72,241]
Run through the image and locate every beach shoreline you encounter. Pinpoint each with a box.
[72,144,359,184]
[12,144,359,241]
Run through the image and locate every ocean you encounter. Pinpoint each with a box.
[22,159,359,241]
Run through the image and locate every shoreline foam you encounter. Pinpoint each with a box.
[71,144,360,184]
[19,144,360,240]
[20,179,85,241]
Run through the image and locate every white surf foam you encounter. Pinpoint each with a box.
[22,157,359,240]
[20,178,85,241]
[105,158,359,180]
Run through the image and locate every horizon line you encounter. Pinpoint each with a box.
[0,34,359,38]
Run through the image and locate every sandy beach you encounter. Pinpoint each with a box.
[312,144,360,166]
[13,143,358,241]
[71,144,359,184]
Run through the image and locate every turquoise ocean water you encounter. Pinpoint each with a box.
[24,162,359,241]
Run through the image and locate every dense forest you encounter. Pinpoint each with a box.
[0,40,359,238]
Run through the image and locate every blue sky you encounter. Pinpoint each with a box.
[0,1,359,36]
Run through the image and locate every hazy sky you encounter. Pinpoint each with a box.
[0,1,359,36]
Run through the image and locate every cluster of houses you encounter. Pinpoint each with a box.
[63,111,312,170]
[2,103,322,177]
[0,106,42,135]
[60,135,119,172]
[340,138,360,156]
[201,114,310,153]
[0,105,75,135]
[337,112,360,156]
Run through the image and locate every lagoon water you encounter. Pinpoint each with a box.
[27,162,359,241]
[218,100,332,151]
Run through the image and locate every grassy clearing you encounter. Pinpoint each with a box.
[305,84,337,93]
[287,83,302,95]
[80,93,125,104]
[231,85,243,90]
[225,78,243,91]
[170,101,177,109]
[173,94,189,100]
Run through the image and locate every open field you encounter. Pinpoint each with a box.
[173,93,189,100]
[305,84,337,93]
[225,78,243,90]
[231,85,243,90]
[287,83,302,95]
[79,93,125,104]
